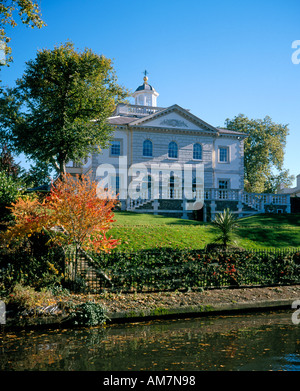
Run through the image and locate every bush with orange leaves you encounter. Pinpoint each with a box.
[2,173,119,256]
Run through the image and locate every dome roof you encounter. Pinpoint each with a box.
[135,82,156,92]
[135,75,156,92]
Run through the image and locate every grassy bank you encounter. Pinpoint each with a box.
[108,212,300,251]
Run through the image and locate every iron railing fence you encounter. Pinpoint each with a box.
[70,247,300,293]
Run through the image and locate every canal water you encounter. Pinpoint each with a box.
[1,310,300,371]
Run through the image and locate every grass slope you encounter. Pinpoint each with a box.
[108,212,300,251]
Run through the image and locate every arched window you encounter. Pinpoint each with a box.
[192,177,197,193]
[141,174,153,199]
[143,139,153,157]
[168,141,178,159]
[169,175,175,199]
[193,143,202,160]
[147,174,152,199]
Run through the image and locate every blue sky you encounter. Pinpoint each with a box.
[1,0,300,185]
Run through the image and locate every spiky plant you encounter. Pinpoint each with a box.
[212,208,238,248]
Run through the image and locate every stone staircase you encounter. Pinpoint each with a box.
[239,203,261,218]
[65,248,112,292]
[127,197,153,211]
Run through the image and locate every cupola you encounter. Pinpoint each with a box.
[132,71,159,107]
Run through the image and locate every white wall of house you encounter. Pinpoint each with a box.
[214,137,244,189]
[91,126,244,193]
[130,129,214,188]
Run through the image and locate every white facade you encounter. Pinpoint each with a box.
[67,76,291,220]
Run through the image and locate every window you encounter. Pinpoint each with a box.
[218,180,229,189]
[111,175,120,196]
[116,175,120,194]
[168,141,178,159]
[147,175,152,199]
[139,174,153,199]
[143,139,153,157]
[218,180,229,199]
[193,143,202,160]
[169,175,175,199]
[110,140,122,156]
[192,177,197,194]
[219,147,229,163]
[146,96,152,106]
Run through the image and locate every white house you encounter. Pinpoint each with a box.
[278,174,300,197]
[66,75,290,220]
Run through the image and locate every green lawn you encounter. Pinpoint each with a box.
[108,212,300,251]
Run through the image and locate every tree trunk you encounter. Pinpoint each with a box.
[59,160,66,177]
[74,244,78,286]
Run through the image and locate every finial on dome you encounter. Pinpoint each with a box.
[143,69,148,83]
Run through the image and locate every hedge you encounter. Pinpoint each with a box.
[92,248,300,292]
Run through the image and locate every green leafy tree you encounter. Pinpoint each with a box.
[22,160,53,188]
[7,42,128,175]
[264,169,294,194]
[0,0,45,67]
[225,114,293,193]
[0,144,23,223]
[0,170,21,224]
[0,88,21,147]
[0,143,20,178]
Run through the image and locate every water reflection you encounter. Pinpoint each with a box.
[1,310,300,371]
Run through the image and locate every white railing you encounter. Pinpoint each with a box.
[126,188,290,211]
[204,189,289,206]
[242,193,264,211]
[127,191,149,210]
[241,192,290,211]
[212,189,240,201]
[116,104,164,117]
[190,188,240,202]
[168,188,182,199]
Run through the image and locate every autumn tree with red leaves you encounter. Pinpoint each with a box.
[2,174,119,285]
[45,174,118,253]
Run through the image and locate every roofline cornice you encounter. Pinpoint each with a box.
[218,133,248,139]
[129,104,219,133]
[125,124,219,137]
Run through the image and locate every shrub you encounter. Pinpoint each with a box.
[7,283,56,311]
[211,208,238,248]
[0,233,65,294]
[93,247,300,291]
[69,301,108,326]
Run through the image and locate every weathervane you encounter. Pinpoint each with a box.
[143,69,149,83]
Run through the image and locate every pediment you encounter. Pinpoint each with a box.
[129,104,219,133]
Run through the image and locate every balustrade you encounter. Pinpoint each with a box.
[126,186,290,212]
[116,104,163,117]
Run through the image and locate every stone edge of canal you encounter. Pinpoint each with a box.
[1,298,294,330]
